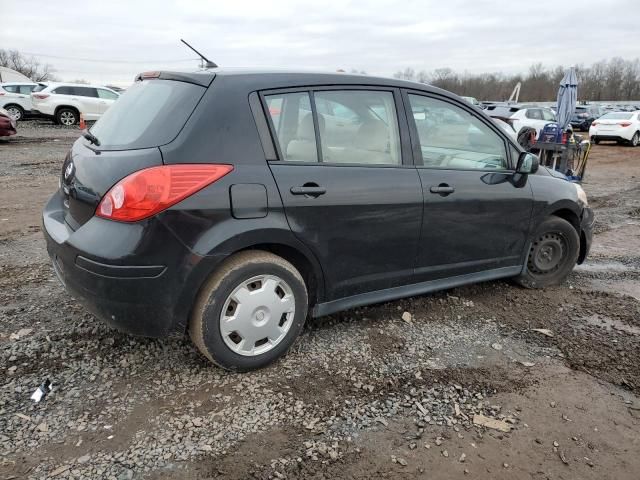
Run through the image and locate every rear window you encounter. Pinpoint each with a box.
[90,79,205,150]
[32,84,47,92]
[601,112,633,120]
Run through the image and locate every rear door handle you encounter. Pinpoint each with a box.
[290,184,326,197]
[429,184,455,196]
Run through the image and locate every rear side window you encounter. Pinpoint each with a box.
[601,112,633,120]
[90,79,205,150]
[265,92,317,162]
[408,94,508,171]
[18,85,35,94]
[3,85,18,93]
[97,88,118,100]
[525,109,543,120]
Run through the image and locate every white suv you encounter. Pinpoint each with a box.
[485,104,558,137]
[31,83,120,125]
[0,82,45,121]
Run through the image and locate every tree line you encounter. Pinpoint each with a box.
[0,49,56,82]
[393,58,640,102]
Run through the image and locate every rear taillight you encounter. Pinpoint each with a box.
[33,94,49,99]
[0,92,5,96]
[591,122,598,126]
[619,122,632,127]
[96,164,233,222]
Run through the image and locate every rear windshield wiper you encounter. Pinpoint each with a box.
[83,130,101,146]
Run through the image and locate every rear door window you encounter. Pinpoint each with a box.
[314,90,401,165]
[74,87,98,98]
[89,79,206,150]
[3,85,18,93]
[53,86,73,95]
[265,92,318,162]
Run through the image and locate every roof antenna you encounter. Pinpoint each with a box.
[180,39,218,69]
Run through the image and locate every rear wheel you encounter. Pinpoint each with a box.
[56,108,79,126]
[592,137,600,145]
[4,105,24,121]
[630,132,639,147]
[189,250,308,371]
[515,217,580,289]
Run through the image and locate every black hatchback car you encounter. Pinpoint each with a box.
[43,69,594,370]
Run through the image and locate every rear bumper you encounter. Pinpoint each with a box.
[590,133,633,142]
[42,191,210,337]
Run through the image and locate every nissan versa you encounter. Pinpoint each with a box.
[43,70,594,370]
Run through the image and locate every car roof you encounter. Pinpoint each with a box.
[0,81,39,85]
[45,82,116,90]
[141,68,455,96]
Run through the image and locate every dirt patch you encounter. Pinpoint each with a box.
[0,125,639,479]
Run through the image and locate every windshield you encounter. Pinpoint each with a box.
[601,112,633,120]
[90,79,206,150]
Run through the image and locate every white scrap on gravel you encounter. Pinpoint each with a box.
[472,414,511,432]
[531,328,554,337]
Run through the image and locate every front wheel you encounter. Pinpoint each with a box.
[515,217,580,289]
[55,108,79,126]
[189,250,308,371]
[4,105,24,121]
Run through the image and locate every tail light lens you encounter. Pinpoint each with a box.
[96,164,233,222]
[591,122,598,126]
[33,94,49,99]
[619,122,632,127]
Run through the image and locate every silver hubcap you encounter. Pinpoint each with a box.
[220,275,295,356]
[6,107,20,120]
[60,111,76,125]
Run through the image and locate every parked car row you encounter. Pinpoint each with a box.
[0,81,120,125]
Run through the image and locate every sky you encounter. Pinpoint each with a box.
[2,0,639,86]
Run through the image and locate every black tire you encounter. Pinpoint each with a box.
[515,217,580,289]
[4,104,24,121]
[592,137,600,145]
[630,132,639,147]
[55,108,79,126]
[189,250,308,371]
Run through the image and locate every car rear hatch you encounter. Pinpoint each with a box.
[59,72,214,229]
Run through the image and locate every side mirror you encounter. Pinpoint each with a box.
[516,152,539,174]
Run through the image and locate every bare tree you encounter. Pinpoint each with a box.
[392,57,640,101]
[0,49,56,81]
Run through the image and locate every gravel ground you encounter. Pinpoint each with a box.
[1,120,639,480]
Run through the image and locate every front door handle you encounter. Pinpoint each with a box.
[290,183,326,197]
[429,184,455,196]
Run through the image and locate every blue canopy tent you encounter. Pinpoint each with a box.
[556,68,578,132]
